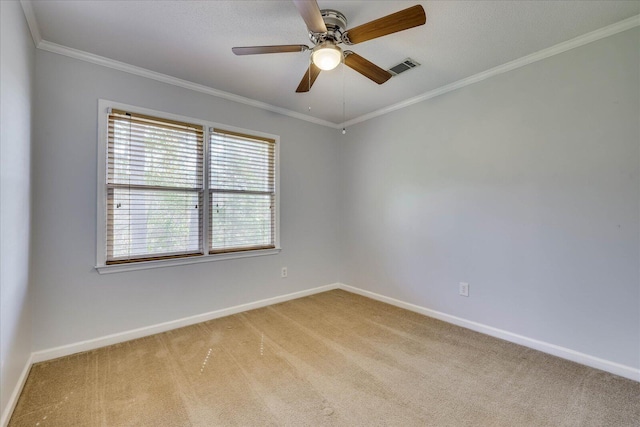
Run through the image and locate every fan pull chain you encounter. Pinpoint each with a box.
[309,53,312,91]
[342,60,346,135]
[308,53,312,112]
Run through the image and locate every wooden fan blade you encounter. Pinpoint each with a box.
[292,0,327,34]
[344,52,392,85]
[296,63,322,92]
[343,5,426,45]
[232,45,309,55]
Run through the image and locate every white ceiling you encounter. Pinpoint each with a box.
[27,1,640,125]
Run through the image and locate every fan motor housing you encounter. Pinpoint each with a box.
[309,9,347,45]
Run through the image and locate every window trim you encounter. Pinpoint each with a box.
[96,99,280,274]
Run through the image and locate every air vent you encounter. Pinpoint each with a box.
[388,58,420,76]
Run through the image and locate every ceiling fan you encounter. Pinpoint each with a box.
[232,1,426,93]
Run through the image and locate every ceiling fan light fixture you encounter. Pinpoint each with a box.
[312,42,342,71]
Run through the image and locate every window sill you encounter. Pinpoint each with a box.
[95,248,281,275]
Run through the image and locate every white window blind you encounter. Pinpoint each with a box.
[209,129,276,254]
[106,109,204,264]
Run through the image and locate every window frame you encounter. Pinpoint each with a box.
[96,99,280,274]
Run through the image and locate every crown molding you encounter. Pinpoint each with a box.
[19,0,41,47]
[36,40,340,129]
[340,14,640,128]
[18,0,639,130]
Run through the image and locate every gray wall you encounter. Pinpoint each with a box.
[339,28,640,368]
[31,50,340,351]
[0,0,35,415]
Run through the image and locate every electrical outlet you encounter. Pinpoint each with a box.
[281,267,288,278]
[459,282,469,297]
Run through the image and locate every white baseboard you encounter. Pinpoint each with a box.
[1,354,33,427]
[337,283,640,382]
[4,280,637,426]
[31,283,340,364]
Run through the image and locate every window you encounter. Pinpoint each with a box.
[209,129,276,254]
[106,109,204,264]
[97,100,279,273]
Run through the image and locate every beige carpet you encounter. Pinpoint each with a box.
[9,290,640,426]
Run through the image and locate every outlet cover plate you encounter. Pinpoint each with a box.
[459,282,469,297]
